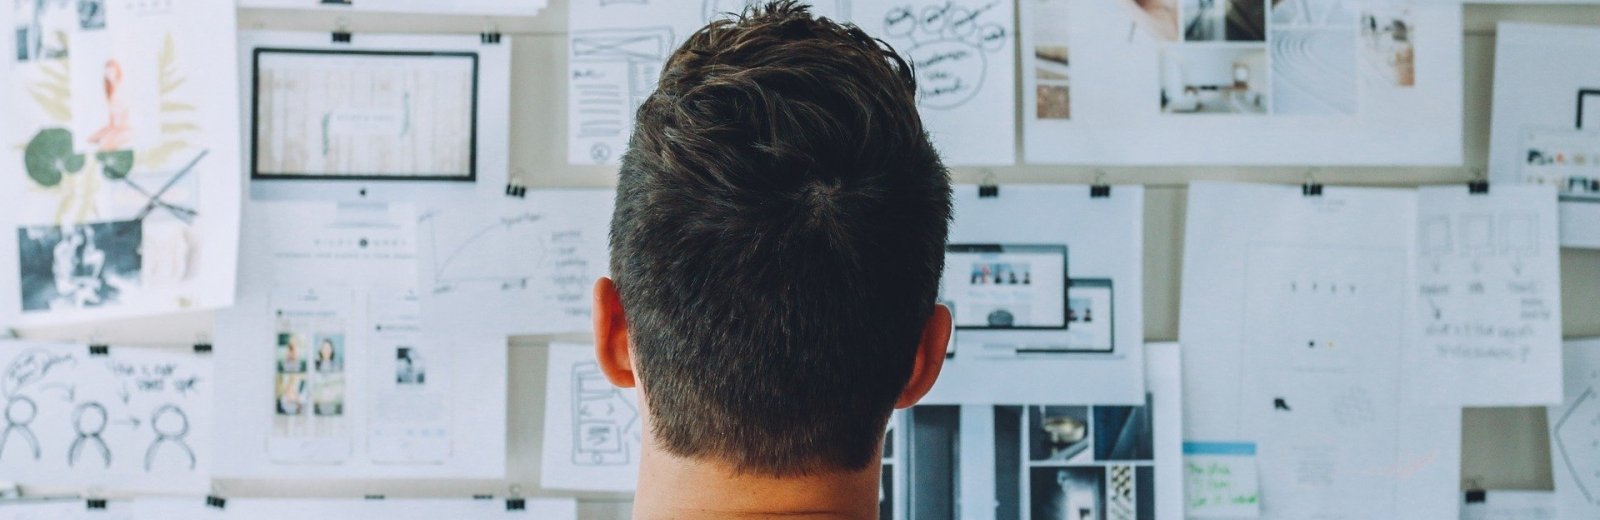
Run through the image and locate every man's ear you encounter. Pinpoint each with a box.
[593,277,635,388]
[895,303,951,409]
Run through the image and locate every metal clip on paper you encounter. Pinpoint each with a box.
[1468,169,1490,195]
[505,484,526,511]
[978,170,999,199]
[1301,169,1323,197]
[88,344,109,357]
[1090,170,1111,199]
[194,332,212,354]
[332,18,352,43]
[206,484,226,510]
[482,22,503,45]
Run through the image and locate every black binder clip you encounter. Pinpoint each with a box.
[506,485,526,511]
[332,18,352,43]
[481,23,502,45]
[977,170,999,199]
[1089,170,1111,199]
[206,486,226,510]
[86,498,107,510]
[1301,169,1323,197]
[505,183,527,198]
[88,344,109,357]
[1468,169,1489,195]
[194,333,213,354]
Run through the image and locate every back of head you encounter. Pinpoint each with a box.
[610,0,951,476]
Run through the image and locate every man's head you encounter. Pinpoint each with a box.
[594,1,952,477]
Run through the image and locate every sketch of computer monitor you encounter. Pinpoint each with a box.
[942,244,1096,357]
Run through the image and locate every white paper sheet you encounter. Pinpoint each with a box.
[1179,182,1462,520]
[213,200,506,479]
[927,185,1145,405]
[889,342,1181,520]
[1461,490,1556,520]
[1407,186,1562,405]
[0,499,135,519]
[567,0,1008,166]
[417,190,614,336]
[1488,23,1600,249]
[1019,0,1461,165]
[0,341,212,493]
[540,343,641,492]
[0,497,577,520]
[851,0,1016,165]
[1548,338,1600,520]
[0,0,242,326]
[238,31,512,203]
[235,0,547,16]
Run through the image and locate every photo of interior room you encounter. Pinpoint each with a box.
[1159,46,1269,114]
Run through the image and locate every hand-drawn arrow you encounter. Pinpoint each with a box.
[116,383,131,404]
[112,416,141,430]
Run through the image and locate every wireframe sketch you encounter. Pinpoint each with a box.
[879,1,1008,110]
[253,50,478,180]
[145,404,195,470]
[572,361,639,466]
[68,401,111,468]
[1500,213,1539,256]
[1361,8,1415,88]
[1160,46,1268,114]
[1271,29,1357,115]
[569,27,675,164]
[16,221,142,312]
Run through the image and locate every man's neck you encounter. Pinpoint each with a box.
[632,445,881,520]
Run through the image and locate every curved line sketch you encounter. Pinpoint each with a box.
[1271,29,1356,115]
[1,395,41,461]
[144,403,195,471]
[68,401,112,468]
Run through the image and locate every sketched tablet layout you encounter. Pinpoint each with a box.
[252,48,480,181]
[942,244,1069,330]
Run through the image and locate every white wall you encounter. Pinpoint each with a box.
[13,1,1600,517]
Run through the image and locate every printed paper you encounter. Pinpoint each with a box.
[1461,491,1555,520]
[1488,23,1600,248]
[1180,182,1462,520]
[1548,339,1600,520]
[1019,0,1462,165]
[1407,186,1562,405]
[929,185,1145,405]
[1,0,243,326]
[0,341,211,493]
[213,200,505,479]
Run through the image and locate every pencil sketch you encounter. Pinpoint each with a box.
[571,361,639,466]
[879,1,1009,110]
[144,404,194,470]
[569,27,675,164]
[67,401,110,468]
[1,396,41,461]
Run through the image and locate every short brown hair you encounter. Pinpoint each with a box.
[609,1,951,475]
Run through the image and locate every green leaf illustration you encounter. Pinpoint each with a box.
[24,128,85,188]
[97,150,135,179]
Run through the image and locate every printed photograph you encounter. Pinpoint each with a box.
[312,333,346,416]
[274,331,309,416]
[1030,466,1106,520]
[1361,8,1415,88]
[1271,29,1358,115]
[396,346,426,385]
[1160,46,1268,114]
[1030,405,1092,462]
[1181,0,1265,42]
[1092,401,1154,461]
[17,220,142,312]
[13,0,74,62]
[1270,0,1355,27]
[1121,0,1179,42]
[1033,0,1071,120]
[971,262,1034,286]
[77,0,105,30]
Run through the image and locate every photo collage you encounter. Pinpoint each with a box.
[1145,0,1416,115]
[898,400,1158,520]
[269,287,352,462]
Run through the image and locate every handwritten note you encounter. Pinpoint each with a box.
[1184,441,1261,518]
[1407,185,1562,406]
